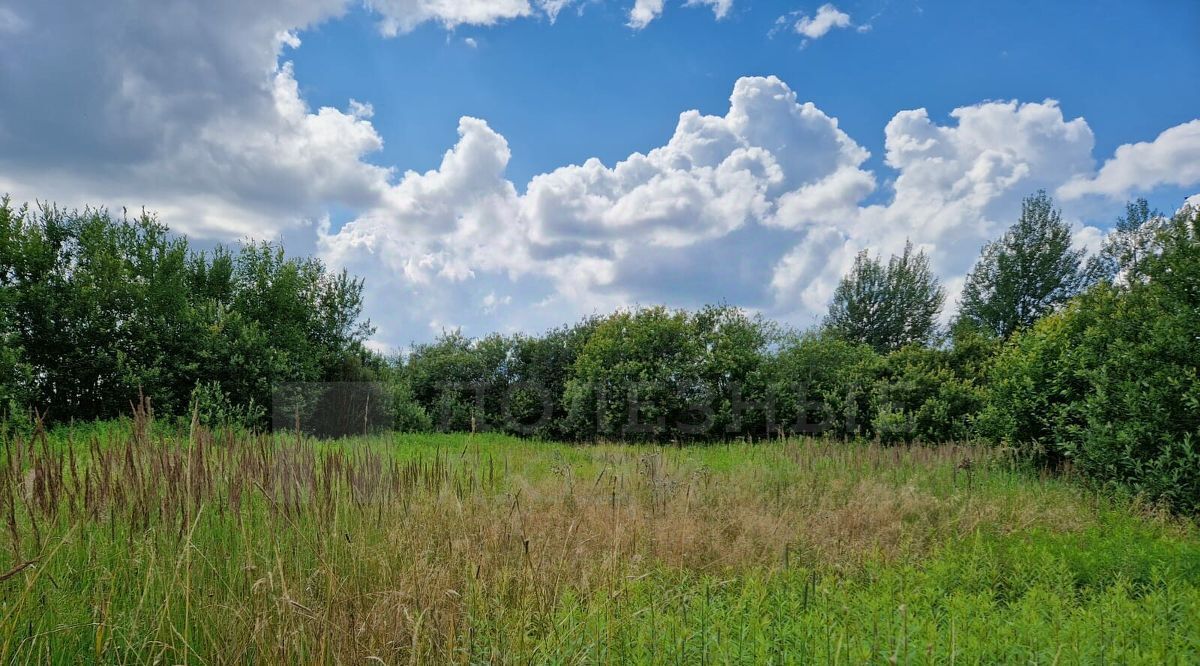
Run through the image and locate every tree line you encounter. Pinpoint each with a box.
[0,198,381,426]
[1,192,1197,512]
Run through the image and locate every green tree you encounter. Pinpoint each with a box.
[690,304,774,437]
[825,241,945,352]
[1085,197,1165,286]
[870,345,986,444]
[404,330,514,432]
[0,203,193,419]
[562,306,773,442]
[505,318,598,439]
[381,364,433,433]
[0,199,32,419]
[959,190,1084,338]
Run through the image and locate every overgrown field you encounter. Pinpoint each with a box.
[0,411,1198,663]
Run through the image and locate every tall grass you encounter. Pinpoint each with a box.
[0,400,1196,663]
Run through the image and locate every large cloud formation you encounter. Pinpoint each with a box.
[0,0,595,239]
[2,0,1198,346]
[0,1,387,238]
[321,79,1193,341]
[770,99,1099,317]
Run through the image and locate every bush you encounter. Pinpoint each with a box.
[404,331,513,433]
[765,337,989,445]
[769,333,880,439]
[189,380,266,430]
[562,305,772,442]
[0,199,376,427]
[380,369,432,433]
[690,304,774,437]
[564,307,702,442]
[870,345,986,444]
[505,319,598,439]
[975,299,1098,463]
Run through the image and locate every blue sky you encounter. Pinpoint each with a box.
[1,0,1198,347]
[289,0,1199,201]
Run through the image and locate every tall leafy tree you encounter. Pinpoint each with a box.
[825,241,945,353]
[958,190,1084,338]
[0,198,32,417]
[1085,197,1164,286]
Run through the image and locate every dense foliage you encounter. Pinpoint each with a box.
[3,192,1198,512]
[979,205,1200,512]
[0,199,380,426]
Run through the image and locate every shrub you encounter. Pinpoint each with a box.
[189,380,266,430]
[385,374,433,433]
[0,199,376,426]
[564,307,702,441]
[404,331,513,432]
[505,319,599,439]
[871,345,986,444]
[769,333,880,439]
[561,305,772,441]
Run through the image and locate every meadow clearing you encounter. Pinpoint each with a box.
[0,405,1197,664]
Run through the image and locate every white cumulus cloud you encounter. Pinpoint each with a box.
[317,75,875,337]
[629,0,666,28]
[769,98,1100,320]
[1058,119,1200,200]
[320,116,524,285]
[0,0,730,241]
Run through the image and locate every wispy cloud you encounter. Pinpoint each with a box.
[772,3,855,45]
[630,0,732,30]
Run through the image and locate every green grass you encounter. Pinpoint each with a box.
[0,415,1196,663]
